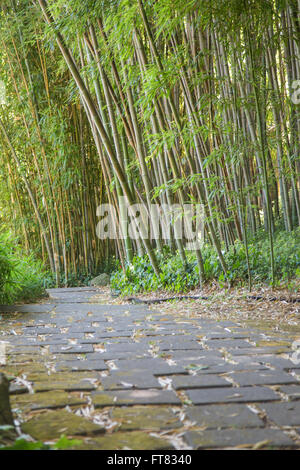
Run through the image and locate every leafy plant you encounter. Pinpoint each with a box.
[0,434,82,451]
[0,232,47,304]
[111,228,300,294]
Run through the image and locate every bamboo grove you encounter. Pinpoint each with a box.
[0,0,299,287]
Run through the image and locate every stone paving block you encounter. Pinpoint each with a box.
[9,353,44,364]
[114,358,188,375]
[85,351,151,361]
[192,364,267,374]
[33,379,97,392]
[158,341,202,351]
[80,334,132,343]
[34,328,60,335]
[184,428,295,449]
[2,337,42,347]
[8,346,41,355]
[68,326,96,333]
[101,371,161,390]
[21,410,104,440]
[203,339,251,349]
[186,386,280,404]
[9,382,28,395]
[185,404,264,429]
[254,356,300,370]
[110,406,182,431]
[10,391,87,410]
[56,359,107,372]
[279,385,300,400]
[229,356,267,366]
[171,374,231,390]
[229,370,299,387]
[73,431,173,450]
[104,343,150,353]
[211,321,239,328]
[170,350,223,360]
[96,331,133,338]
[258,402,300,426]
[0,304,55,313]
[92,389,181,407]
[49,344,94,354]
[204,332,250,340]
[175,357,226,370]
[229,347,290,356]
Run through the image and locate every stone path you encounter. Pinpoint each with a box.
[0,287,300,449]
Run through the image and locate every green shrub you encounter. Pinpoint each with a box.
[0,232,47,304]
[111,228,300,294]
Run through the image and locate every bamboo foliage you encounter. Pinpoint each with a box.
[0,0,299,285]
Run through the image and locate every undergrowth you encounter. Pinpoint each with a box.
[110,229,300,295]
[0,233,47,304]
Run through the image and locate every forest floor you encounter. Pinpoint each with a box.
[0,287,300,450]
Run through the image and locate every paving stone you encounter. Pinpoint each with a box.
[9,382,28,395]
[68,326,96,333]
[158,341,202,351]
[176,357,226,370]
[33,379,97,392]
[229,347,291,356]
[101,371,161,390]
[111,406,182,431]
[92,389,181,407]
[34,328,60,335]
[9,353,43,364]
[184,428,295,449]
[212,321,239,328]
[104,343,150,353]
[191,363,267,374]
[56,359,107,372]
[0,304,55,313]
[8,346,41,355]
[10,391,87,410]
[258,402,300,426]
[185,404,264,429]
[204,332,250,340]
[279,385,300,400]
[254,356,300,370]
[229,356,267,367]
[85,351,151,361]
[170,350,223,360]
[171,374,231,390]
[2,337,42,347]
[229,370,299,387]
[114,358,188,375]
[89,332,133,339]
[203,339,251,349]
[186,386,280,404]
[73,431,173,450]
[49,344,94,354]
[21,409,104,440]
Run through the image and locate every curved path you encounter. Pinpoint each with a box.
[0,288,300,449]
